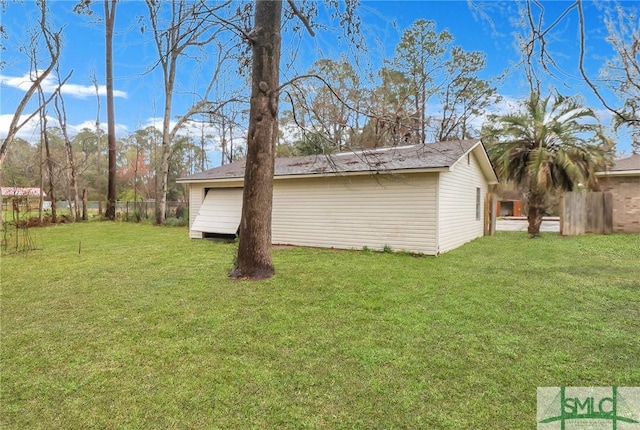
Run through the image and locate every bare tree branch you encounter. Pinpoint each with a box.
[0,1,65,165]
[286,0,315,37]
[577,0,637,126]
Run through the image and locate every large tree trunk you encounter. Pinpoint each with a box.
[104,0,117,220]
[155,146,170,225]
[43,129,57,224]
[64,140,80,221]
[527,186,546,237]
[0,158,4,231]
[231,0,282,280]
[82,189,88,221]
[55,91,80,221]
[154,59,174,225]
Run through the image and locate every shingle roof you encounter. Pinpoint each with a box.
[610,154,640,172]
[179,139,485,182]
[1,187,45,197]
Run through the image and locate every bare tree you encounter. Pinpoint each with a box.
[284,58,365,153]
[53,66,81,221]
[473,0,640,152]
[592,3,640,151]
[0,1,63,167]
[209,101,246,165]
[90,72,104,215]
[38,86,57,223]
[0,0,67,229]
[145,0,236,225]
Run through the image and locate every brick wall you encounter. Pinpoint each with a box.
[600,175,640,233]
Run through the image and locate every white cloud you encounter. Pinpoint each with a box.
[67,120,101,134]
[138,117,246,147]
[66,120,128,137]
[0,114,52,141]
[0,71,128,99]
[0,113,129,143]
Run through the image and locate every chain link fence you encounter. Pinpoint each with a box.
[32,200,188,222]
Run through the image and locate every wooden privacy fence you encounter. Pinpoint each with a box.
[484,193,497,236]
[560,192,613,235]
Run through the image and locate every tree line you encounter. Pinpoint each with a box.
[2,125,240,220]
[278,19,498,155]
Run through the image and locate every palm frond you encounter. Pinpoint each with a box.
[485,91,610,195]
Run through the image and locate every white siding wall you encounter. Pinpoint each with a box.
[271,173,438,254]
[188,185,204,238]
[437,149,488,254]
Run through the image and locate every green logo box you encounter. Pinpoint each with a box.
[538,387,640,429]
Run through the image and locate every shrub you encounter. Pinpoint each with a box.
[163,217,188,227]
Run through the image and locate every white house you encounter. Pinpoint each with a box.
[177,139,499,255]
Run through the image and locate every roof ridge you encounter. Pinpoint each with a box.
[178,139,485,182]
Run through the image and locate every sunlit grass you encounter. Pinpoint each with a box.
[2,223,639,428]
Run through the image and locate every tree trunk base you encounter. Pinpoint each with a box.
[527,189,546,238]
[527,216,543,237]
[230,265,275,281]
[105,205,116,221]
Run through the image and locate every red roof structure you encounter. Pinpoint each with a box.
[1,187,46,198]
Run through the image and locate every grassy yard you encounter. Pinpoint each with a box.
[1,223,639,429]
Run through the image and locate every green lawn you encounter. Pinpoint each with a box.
[1,223,639,429]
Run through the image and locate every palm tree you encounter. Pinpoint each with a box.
[486,92,612,237]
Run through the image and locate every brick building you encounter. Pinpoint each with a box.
[597,155,640,233]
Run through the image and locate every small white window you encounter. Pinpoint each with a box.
[476,188,481,221]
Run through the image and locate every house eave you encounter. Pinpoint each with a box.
[596,170,640,177]
[177,167,452,184]
[449,140,500,185]
[177,177,243,184]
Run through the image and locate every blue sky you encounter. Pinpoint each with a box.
[0,0,634,159]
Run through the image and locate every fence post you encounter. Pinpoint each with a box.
[603,192,613,234]
[490,193,497,236]
[484,193,490,235]
[559,194,565,235]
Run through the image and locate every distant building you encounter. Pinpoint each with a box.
[1,187,46,211]
[496,190,524,217]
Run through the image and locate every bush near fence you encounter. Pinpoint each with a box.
[2,201,188,223]
[117,201,187,222]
